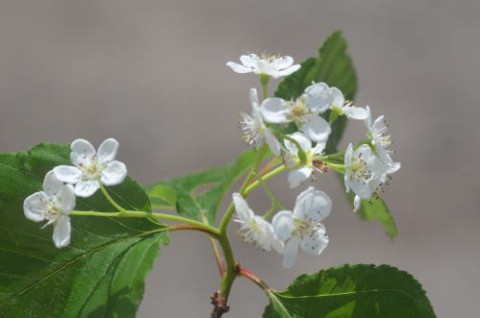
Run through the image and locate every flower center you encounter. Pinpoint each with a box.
[79,157,102,180]
[292,218,316,239]
[44,198,62,221]
[286,97,310,123]
[351,156,372,182]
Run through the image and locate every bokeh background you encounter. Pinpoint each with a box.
[1,0,479,317]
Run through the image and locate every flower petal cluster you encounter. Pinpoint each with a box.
[227,54,300,79]
[365,106,400,169]
[283,132,326,188]
[24,171,75,248]
[240,88,281,155]
[272,187,331,268]
[261,83,332,143]
[232,193,284,253]
[323,84,367,119]
[54,138,127,197]
[344,143,400,211]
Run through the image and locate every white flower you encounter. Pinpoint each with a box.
[283,132,326,188]
[272,187,331,268]
[227,53,300,79]
[261,84,332,143]
[24,171,75,248]
[312,83,367,120]
[364,106,401,169]
[53,138,127,198]
[240,88,281,155]
[233,193,284,253]
[344,143,399,211]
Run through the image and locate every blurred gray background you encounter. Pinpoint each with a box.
[1,0,479,317]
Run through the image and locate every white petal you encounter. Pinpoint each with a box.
[272,211,295,241]
[353,195,361,212]
[232,193,254,221]
[285,132,312,152]
[261,98,290,123]
[53,165,82,184]
[305,82,330,113]
[43,171,64,198]
[53,215,71,248]
[343,106,368,120]
[271,56,294,69]
[60,184,76,213]
[23,191,48,222]
[75,180,100,197]
[226,61,252,74]
[101,161,127,186]
[300,224,329,256]
[264,130,281,156]
[70,139,95,166]
[240,54,258,68]
[350,179,373,199]
[300,116,331,143]
[249,88,259,109]
[293,187,332,221]
[97,138,119,164]
[364,106,373,129]
[387,161,401,174]
[288,167,312,188]
[274,64,301,78]
[328,87,345,109]
[283,238,300,268]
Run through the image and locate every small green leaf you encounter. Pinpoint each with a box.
[264,264,436,318]
[148,183,178,209]
[358,196,398,240]
[146,149,257,224]
[0,144,168,318]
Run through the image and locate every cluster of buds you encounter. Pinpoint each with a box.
[23,138,127,248]
[228,53,400,267]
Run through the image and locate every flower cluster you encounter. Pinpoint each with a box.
[228,53,400,266]
[23,138,127,248]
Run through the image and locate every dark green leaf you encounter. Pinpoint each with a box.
[146,149,257,224]
[264,264,436,318]
[0,144,168,318]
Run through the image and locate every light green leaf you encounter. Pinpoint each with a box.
[358,196,398,240]
[146,149,257,224]
[148,183,178,209]
[0,144,168,318]
[264,264,436,318]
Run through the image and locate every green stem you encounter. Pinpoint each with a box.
[70,210,219,236]
[218,145,268,234]
[243,165,288,197]
[260,74,270,99]
[100,184,126,213]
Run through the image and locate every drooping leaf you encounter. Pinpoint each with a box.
[0,144,168,318]
[263,264,436,318]
[358,196,398,239]
[146,149,257,224]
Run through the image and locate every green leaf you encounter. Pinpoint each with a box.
[146,149,257,224]
[148,184,178,209]
[264,264,436,318]
[275,31,357,153]
[358,197,398,240]
[0,143,168,318]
